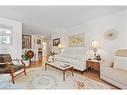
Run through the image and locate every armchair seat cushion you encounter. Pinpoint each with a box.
[0,65,24,74]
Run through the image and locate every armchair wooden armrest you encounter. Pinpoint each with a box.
[0,62,13,65]
[21,59,25,66]
[21,60,26,67]
[12,59,26,66]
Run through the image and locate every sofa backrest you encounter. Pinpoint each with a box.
[115,49,127,57]
[64,49,85,54]
[63,49,85,56]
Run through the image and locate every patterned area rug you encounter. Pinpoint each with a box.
[0,67,111,89]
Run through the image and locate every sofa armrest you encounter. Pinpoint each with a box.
[100,60,113,67]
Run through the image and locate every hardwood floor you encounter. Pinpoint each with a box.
[30,61,119,89]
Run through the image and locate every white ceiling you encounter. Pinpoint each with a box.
[0,6,126,36]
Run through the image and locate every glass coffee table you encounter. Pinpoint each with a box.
[45,62,74,81]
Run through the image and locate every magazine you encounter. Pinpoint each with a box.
[60,64,70,68]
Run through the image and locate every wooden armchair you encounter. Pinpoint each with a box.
[0,54,26,84]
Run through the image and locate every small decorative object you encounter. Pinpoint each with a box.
[91,41,98,60]
[53,38,60,46]
[104,29,119,41]
[49,51,55,57]
[26,50,34,66]
[48,51,56,62]
[22,34,31,49]
[48,56,54,62]
[68,33,85,47]
[96,54,101,61]
[26,50,34,59]
[60,64,70,68]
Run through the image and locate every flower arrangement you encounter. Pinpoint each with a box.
[21,54,29,60]
[49,51,55,57]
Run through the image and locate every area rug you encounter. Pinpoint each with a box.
[0,67,111,89]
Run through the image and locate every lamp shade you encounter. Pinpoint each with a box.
[91,41,98,49]
[58,43,63,49]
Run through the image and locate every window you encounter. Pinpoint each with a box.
[0,24,13,45]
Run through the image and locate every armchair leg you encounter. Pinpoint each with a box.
[10,73,15,84]
[81,71,84,74]
[21,60,27,76]
[8,64,15,84]
[24,67,26,76]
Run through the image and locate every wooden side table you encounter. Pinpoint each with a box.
[86,60,101,75]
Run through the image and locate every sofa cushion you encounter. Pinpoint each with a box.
[55,54,85,66]
[114,56,127,72]
[101,67,127,86]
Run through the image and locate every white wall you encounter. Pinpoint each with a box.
[0,17,22,58]
[51,10,127,61]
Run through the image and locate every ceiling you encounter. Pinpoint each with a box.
[0,6,126,36]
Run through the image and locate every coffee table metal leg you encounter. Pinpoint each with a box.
[63,71,65,81]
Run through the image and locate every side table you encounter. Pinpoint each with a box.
[86,60,101,76]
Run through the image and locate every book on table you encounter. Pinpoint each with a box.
[60,64,70,68]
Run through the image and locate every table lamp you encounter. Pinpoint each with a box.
[91,41,98,60]
[58,43,64,54]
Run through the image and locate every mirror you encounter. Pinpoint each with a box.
[0,24,13,45]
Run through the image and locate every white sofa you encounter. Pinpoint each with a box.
[100,49,127,89]
[53,49,87,72]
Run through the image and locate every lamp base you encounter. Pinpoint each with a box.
[93,48,97,60]
[93,53,96,60]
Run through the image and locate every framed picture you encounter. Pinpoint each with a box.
[53,38,60,46]
[22,34,31,49]
[68,33,85,47]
